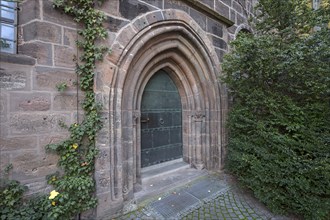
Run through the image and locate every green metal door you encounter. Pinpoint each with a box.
[141,70,182,167]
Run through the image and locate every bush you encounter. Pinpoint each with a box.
[0,172,48,220]
[222,0,330,219]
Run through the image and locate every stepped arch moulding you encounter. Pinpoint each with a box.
[94,9,228,214]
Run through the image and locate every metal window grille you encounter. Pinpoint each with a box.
[313,0,320,9]
[0,0,17,54]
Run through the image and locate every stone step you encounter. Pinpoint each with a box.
[141,159,190,181]
[135,159,208,204]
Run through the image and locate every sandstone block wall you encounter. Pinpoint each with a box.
[0,0,80,194]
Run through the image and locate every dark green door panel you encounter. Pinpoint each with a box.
[141,70,182,167]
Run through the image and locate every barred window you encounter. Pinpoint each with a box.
[313,0,320,9]
[0,0,17,54]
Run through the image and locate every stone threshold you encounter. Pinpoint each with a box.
[135,159,208,205]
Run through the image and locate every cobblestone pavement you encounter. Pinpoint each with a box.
[181,189,272,220]
[116,174,291,220]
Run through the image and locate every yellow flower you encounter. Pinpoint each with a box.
[81,162,88,166]
[52,201,56,206]
[74,123,78,127]
[52,176,56,181]
[72,143,78,149]
[49,190,59,199]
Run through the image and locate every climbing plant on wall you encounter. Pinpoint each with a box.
[0,0,108,219]
[222,0,330,219]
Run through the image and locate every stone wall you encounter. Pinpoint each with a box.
[0,0,256,218]
[100,0,255,61]
[0,0,81,195]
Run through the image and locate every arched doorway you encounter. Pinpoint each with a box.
[140,70,182,167]
[94,10,228,217]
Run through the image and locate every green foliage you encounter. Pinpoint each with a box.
[1,0,108,219]
[44,0,107,218]
[222,1,330,219]
[55,82,68,92]
[0,166,48,220]
[0,179,27,218]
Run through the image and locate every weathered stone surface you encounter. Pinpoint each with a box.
[23,21,62,44]
[133,16,149,31]
[53,93,82,111]
[0,151,10,175]
[230,8,236,21]
[95,93,108,111]
[22,179,51,196]
[39,134,70,152]
[72,111,85,125]
[95,61,116,91]
[43,0,77,28]
[11,150,58,181]
[233,0,243,14]
[18,0,41,25]
[96,0,120,16]
[215,47,226,62]
[95,170,111,194]
[0,136,38,151]
[228,24,237,35]
[0,93,7,122]
[10,113,70,135]
[10,92,51,111]
[95,113,110,143]
[215,0,230,19]
[200,0,215,8]
[105,16,130,32]
[54,45,76,68]
[0,53,36,65]
[207,17,223,37]
[141,0,163,9]
[97,193,123,219]
[119,0,156,20]
[236,12,246,25]
[221,0,232,7]
[212,35,227,50]
[0,63,31,90]
[190,8,207,30]
[0,123,9,137]
[95,147,111,170]
[164,0,189,12]
[145,10,164,25]
[18,42,53,66]
[63,27,78,48]
[34,66,76,91]
[117,25,137,47]
[106,42,124,64]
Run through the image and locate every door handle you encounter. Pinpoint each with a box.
[141,118,149,123]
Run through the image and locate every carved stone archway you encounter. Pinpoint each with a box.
[94,9,228,216]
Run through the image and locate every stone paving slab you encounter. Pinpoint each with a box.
[142,175,230,219]
[116,173,293,220]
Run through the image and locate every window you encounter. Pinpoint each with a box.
[0,0,17,54]
[313,0,320,9]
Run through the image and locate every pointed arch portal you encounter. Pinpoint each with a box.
[94,9,228,214]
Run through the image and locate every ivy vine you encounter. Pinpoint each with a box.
[45,0,108,218]
[1,0,108,219]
